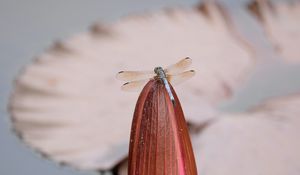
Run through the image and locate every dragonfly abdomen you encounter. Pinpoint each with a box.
[162,78,175,105]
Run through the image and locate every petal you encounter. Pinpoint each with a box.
[128,79,197,175]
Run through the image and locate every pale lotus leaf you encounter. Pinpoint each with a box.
[9,2,254,171]
[194,94,300,175]
[248,0,300,63]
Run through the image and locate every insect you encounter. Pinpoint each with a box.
[116,57,195,105]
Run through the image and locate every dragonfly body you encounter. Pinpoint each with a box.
[154,66,175,105]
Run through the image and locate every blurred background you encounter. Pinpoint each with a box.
[1,0,300,175]
[1,1,199,175]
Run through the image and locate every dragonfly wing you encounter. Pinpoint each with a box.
[116,71,155,81]
[165,57,192,75]
[121,79,150,91]
[168,70,195,86]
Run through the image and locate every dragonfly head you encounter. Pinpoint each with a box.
[154,67,163,74]
[154,67,166,79]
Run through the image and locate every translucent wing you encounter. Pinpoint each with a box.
[121,79,150,91]
[116,71,155,81]
[168,70,195,86]
[165,57,192,75]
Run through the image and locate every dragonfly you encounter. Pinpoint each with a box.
[116,57,195,105]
